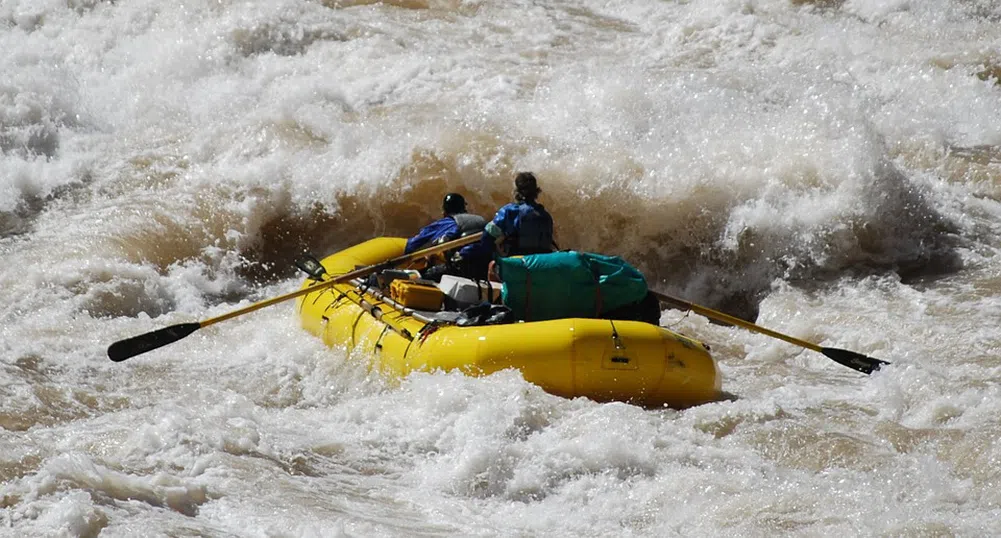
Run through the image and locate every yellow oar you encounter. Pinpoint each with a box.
[107,233,484,362]
[650,290,889,375]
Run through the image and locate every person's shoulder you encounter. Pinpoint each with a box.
[532,202,552,214]
[494,203,519,216]
[455,212,486,222]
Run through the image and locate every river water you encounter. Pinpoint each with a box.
[3,0,1001,536]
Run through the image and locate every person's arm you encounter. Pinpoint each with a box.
[436,219,462,246]
[546,207,558,251]
[484,204,515,255]
[484,221,505,244]
[405,225,436,254]
[405,218,459,254]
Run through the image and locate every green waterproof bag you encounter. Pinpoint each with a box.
[497,251,649,322]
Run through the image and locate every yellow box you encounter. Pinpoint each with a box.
[390,279,444,311]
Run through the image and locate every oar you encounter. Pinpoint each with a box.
[650,290,889,375]
[107,233,484,362]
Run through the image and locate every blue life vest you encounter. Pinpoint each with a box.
[509,203,553,255]
[448,213,490,266]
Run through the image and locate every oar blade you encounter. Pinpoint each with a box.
[107,322,202,362]
[820,347,890,375]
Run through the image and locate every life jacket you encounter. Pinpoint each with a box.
[508,203,553,256]
[435,213,489,278]
[452,213,487,236]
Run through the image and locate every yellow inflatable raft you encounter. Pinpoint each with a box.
[295,238,722,408]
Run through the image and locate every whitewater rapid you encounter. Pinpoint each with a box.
[3,0,1001,536]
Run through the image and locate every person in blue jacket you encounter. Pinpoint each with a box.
[483,172,555,256]
[405,193,483,253]
[407,193,491,281]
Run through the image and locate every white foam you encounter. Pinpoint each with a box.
[3,0,1001,535]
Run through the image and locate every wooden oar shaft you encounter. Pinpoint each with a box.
[108,233,483,361]
[199,232,483,328]
[651,291,823,353]
[651,289,888,374]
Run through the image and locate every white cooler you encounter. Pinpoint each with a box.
[437,275,502,306]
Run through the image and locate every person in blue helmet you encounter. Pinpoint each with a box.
[483,172,555,257]
[407,193,491,281]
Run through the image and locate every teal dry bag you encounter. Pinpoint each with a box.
[496,251,649,322]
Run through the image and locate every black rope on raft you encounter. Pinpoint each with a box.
[663,308,692,330]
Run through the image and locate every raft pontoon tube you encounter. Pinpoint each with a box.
[296,238,722,408]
